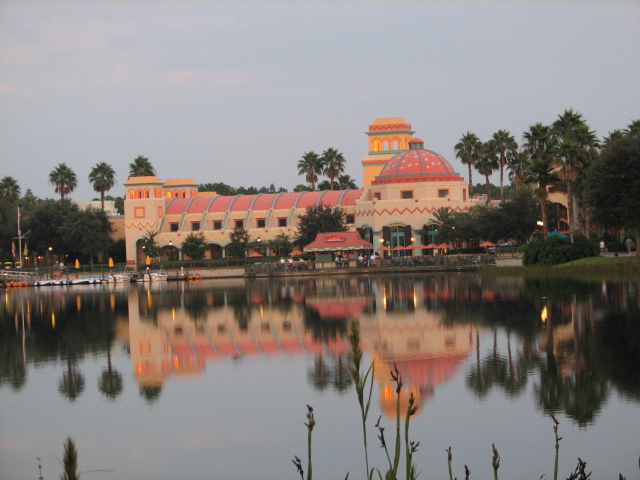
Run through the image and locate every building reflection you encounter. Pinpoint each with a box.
[361,278,474,417]
[128,277,474,417]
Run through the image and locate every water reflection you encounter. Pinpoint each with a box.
[1,275,639,416]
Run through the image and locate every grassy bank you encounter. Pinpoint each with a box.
[482,255,640,280]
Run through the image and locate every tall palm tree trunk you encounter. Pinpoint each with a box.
[566,181,575,243]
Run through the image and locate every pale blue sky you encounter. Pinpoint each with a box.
[1,1,638,201]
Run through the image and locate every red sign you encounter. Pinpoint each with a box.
[325,235,346,242]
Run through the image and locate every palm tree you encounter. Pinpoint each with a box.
[320,147,346,190]
[49,163,78,200]
[623,119,640,137]
[492,130,518,200]
[551,110,598,240]
[475,141,499,203]
[336,174,357,189]
[0,176,21,204]
[88,162,116,210]
[508,149,530,187]
[526,157,559,236]
[128,155,156,178]
[297,151,322,191]
[454,132,481,196]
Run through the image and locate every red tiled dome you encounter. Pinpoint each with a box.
[373,141,463,185]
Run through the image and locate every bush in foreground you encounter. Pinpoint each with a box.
[522,235,599,266]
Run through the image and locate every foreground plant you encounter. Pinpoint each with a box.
[347,320,375,479]
[60,437,79,480]
[293,405,316,480]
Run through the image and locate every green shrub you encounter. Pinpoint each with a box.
[522,235,599,266]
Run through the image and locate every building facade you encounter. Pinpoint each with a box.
[124,118,476,265]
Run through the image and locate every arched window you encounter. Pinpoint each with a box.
[174,190,179,198]
[392,139,399,150]
[373,139,381,151]
[129,190,135,199]
[383,140,390,151]
[166,191,173,199]
[155,188,162,198]
[180,190,186,198]
[136,189,142,199]
[144,188,150,198]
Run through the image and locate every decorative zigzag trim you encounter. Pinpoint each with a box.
[125,221,158,229]
[355,205,469,217]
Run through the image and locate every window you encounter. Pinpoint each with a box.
[373,192,381,200]
[401,190,413,199]
[345,214,355,224]
[170,223,178,232]
[213,221,222,230]
[235,220,244,228]
[166,191,173,199]
[257,219,266,228]
[438,189,449,198]
[191,222,200,231]
[278,218,287,227]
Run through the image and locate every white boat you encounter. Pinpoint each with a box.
[105,273,132,283]
[143,267,168,282]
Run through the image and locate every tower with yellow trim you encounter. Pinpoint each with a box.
[360,117,415,188]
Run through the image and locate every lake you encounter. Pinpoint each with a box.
[1,273,638,480]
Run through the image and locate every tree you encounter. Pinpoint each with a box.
[141,230,163,259]
[431,207,458,244]
[492,130,518,200]
[25,199,79,261]
[297,151,322,191]
[454,132,482,196]
[269,233,293,257]
[336,174,357,190]
[320,147,346,190]
[475,141,499,202]
[61,208,114,266]
[181,232,206,260]
[0,176,20,204]
[526,157,559,237]
[588,135,640,255]
[88,162,116,210]
[551,109,599,240]
[128,155,156,177]
[49,163,77,200]
[98,349,123,400]
[227,226,250,258]
[296,203,347,247]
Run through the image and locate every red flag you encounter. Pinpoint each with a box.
[12,242,16,258]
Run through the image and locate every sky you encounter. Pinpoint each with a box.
[1,1,639,202]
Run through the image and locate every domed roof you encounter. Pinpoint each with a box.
[372,138,463,185]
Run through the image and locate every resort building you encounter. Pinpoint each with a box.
[123,117,475,265]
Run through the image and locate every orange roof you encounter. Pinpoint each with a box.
[304,232,373,252]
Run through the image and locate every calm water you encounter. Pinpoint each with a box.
[1,274,639,480]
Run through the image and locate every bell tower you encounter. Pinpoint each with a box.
[361,117,414,188]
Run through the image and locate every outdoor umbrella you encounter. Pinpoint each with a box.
[548,230,568,238]
[248,252,263,257]
[438,243,451,249]
[290,250,304,256]
[108,257,114,267]
[479,241,496,247]
[74,259,80,269]
[392,245,406,251]
[425,243,439,249]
